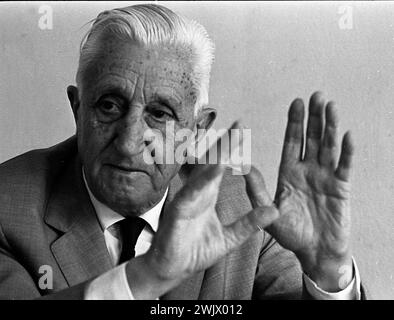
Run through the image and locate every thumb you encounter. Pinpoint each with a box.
[223,205,279,252]
[244,165,273,208]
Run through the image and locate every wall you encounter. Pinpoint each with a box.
[0,1,393,299]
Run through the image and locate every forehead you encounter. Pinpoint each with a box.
[84,39,196,103]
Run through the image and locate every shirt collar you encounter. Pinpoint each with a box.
[82,168,167,233]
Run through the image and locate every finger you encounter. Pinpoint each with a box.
[304,92,325,161]
[223,206,279,251]
[319,102,339,168]
[201,120,243,168]
[244,165,273,208]
[281,98,305,163]
[227,123,250,175]
[181,121,244,204]
[182,163,226,203]
[335,131,354,181]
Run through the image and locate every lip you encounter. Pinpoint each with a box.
[104,163,147,174]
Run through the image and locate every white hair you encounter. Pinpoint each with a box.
[76,4,215,115]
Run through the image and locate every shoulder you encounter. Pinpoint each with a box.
[0,136,78,222]
[0,136,77,189]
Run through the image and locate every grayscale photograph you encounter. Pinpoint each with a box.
[0,1,393,305]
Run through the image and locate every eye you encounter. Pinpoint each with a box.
[95,97,124,122]
[99,100,120,114]
[150,109,170,119]
[146,104,176,122]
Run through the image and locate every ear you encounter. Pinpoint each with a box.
[196,107,217,131]
[67,85,80,123]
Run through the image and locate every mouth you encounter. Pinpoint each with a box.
[105,163,147,174]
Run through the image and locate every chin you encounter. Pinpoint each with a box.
[86,165,166,215]
[98,179,162,216]
[106,196,151,216]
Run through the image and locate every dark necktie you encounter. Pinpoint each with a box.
[112,217,146,264]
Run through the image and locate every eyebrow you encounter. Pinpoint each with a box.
[92,74,138,100]
[153,93,182,109]
[92,83,133,103]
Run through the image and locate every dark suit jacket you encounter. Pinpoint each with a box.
[0,136,365,299]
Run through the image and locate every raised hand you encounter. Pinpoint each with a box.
[267,92,354,291]
[127,122,279,299]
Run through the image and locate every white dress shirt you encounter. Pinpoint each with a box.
[88,185,165,265]
[82,173,361,300]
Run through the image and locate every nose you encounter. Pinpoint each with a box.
[113,107,147,157]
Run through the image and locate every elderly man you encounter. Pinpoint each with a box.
[0,4,365,300]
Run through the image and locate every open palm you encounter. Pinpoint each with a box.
[267,92,354,268]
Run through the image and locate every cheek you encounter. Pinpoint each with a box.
[78,113,114,164]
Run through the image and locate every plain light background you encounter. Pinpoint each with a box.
[1,1,393,299]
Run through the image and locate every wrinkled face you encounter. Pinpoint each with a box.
[75,39,200,216]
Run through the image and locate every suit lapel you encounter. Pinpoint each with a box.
[44,156,113,287]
